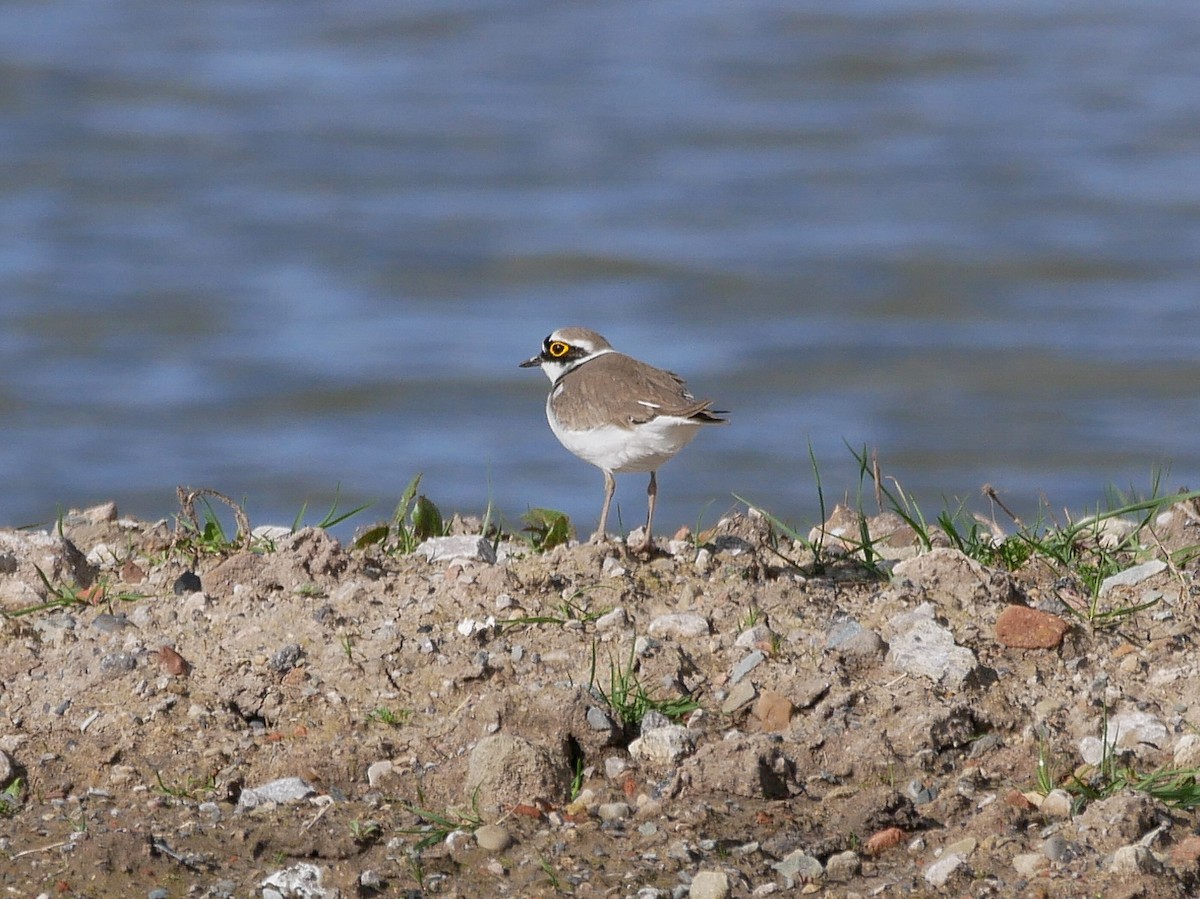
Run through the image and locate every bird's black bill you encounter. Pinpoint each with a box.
[519,355,543,368]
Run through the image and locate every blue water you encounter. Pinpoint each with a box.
[3,1,1200,537]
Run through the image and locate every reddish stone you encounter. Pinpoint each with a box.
[752,691,796,732]
[994,605,1070,649]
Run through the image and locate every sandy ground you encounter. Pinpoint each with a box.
[2,499,1200,899]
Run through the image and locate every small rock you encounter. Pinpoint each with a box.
[604,756,629,779]
[1109,844,1161,875]
[688,871,730,899]
[730,650,765,684]
[994,605,1070,649]
[736,624,773,648]
[172,571,202,595]
[885,603,977,689]
[1080,709,1169,763]
[587,707,615,732]
[0,750,14,788]
[268,643,304,674]
[720,680,757,715]
[629,725,695,769]
[647,613,710,639]
[1012,852,1048,877]
[417,536,497,564]
[924,852,966,887]
[595,607,629,631]
[260,862,336,899]
[598,802,632,822]
[772,850,823,888]
[1043,833,1082,863]
[1099,559,1167,595]
[366,761,393,788]
[751,691,794,732]
[474,823,513,852]
[238,777,317,809]
[1038,788,1073,819]
[824,850,860,882]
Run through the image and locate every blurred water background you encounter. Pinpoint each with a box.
[3,0,1200,539]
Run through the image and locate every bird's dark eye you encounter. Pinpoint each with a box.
[548,341,570,358]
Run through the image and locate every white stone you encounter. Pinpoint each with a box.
[647,613,710,639]
[1080,709,1169,763]
[885,603,977,689]
[260,863,336,899]
[924,852,966,887]
[629,725,695,768]
[238,777,317,809]
[1038,788,1073,819]
[689,870,731,899]
[417,535,497,564]
[1099,559,1167,596]
[1174,733,1200,768]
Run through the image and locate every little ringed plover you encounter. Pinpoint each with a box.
[520,326,727,552]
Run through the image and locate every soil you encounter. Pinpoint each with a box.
[2,499,1200,899]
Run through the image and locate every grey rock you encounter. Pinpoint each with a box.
[735,624,772,648]
[1043,834,1082,863]
[647,613,710,639]
[595,607,629,631]
[824,850,860,882]
[238,777,317,809]
[587,707,615,731]
[417,535,497,564]
[688,871,730,899]
[629,725,695,768]
[1099,559,1167,596]
[885,603,977,688]
[260,862,337,898]
[730,650,765,684]
[474,823,513,851]
[772,850,823,888]
[924,852,967,887]
[466,734,570,813]
[720,680,757,714]
[598,802,632,822]
[268,643,304,673]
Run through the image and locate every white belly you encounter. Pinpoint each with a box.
[548,405,702,474]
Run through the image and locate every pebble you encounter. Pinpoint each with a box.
[417,536,497,565]
[751,691,794,732]
[629,725,695,768]
[772,850,822,888]
[1080,709,1168,764]
[688,871,730,899]
[605,756,629,779]
[1109,844,1160,875]
[172,571,202,594]
[647,613,710,639]
[993,605,1070,649]
[735,624,773,648]
[366,761,393,787]
[924,852,966,887]
[730,650,765,684]
[238,777,317,809]
[1174,733,1200,767]
[720,680,757,715]
[885,604,977,689]
[598,802,631,822]
[1012,852,1048,878]
[1042,833,1081,862]
[595,607,629,631]
[1099,559,1166,595]
[587,707,615,731]
[90,613,132,633]
[260,862,336,899]
[474,824,513,852]
[824,850,860,881]
[1038,789,1073,819]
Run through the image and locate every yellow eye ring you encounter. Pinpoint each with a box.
[548,341,570,358]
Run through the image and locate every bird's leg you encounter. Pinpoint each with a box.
[592,470,617,542]
[631,471,657,554]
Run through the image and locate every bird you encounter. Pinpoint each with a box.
[520,326,727,552]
